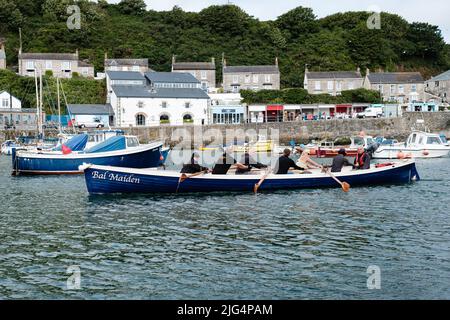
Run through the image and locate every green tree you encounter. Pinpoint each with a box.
[276,6,318,40]
[118,0,147,15]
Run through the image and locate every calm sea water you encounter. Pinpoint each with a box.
[0,155,449,300]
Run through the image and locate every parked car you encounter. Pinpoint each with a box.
[357,108,384,119]
[75,119,105,129]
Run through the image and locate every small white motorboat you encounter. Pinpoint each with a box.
[372,131,450,159]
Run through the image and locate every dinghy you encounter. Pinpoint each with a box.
[80,160,420,195]
[12,134,165,175]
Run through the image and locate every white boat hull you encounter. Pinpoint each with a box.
[373,146,450,159]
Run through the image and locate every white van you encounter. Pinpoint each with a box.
[357,108,384,119]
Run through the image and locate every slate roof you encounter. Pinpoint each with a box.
[307,71,362,79]
[428,70,450,82]
[106,71,146,81]
[368,72,424,84]
[173,62,216,71]
[223,65,279,74]
[67,104,114,115]
[145,72,200,84]
[105,59,148,67]
[112,86,210,99]
[78,61,94,68]
[19,53,78,60]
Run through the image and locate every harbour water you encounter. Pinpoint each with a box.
[0,155,449,299]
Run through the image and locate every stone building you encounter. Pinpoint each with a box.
[18,50,95,78]
[104,54,149,73]
[222,58,280,93]
[425,70,450,104]
[364,70,425,104]
[172,56,216,91]
[303,67,364,95]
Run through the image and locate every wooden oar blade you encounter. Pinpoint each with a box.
[179,174,188,183]
[342,182,351,192]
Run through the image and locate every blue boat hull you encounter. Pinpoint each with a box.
[13,144,165,175]
[83,161,420,195]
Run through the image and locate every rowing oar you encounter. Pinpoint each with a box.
[322,166,350,192]
[176,170,208,193]
[254,168,272,194]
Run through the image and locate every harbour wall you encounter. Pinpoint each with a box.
[1,112,450,145]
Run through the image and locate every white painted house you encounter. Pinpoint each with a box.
[0,91,22,109]
[110,72,210,127]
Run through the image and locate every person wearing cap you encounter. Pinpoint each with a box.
[295,144,322,170]
[331,148,352,173]
[180,152,210,174]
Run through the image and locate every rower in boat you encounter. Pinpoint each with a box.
[331,149,352,173]
[235,152,268,175]
[275,149,305,174]
[212,152,248,175]
[295,145,322,170]
[354,147,371,170]
[180,152,210,174]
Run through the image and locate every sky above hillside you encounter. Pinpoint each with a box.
[109,0,450,43]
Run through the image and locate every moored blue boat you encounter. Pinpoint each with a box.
[12,135,166,175]
[81,160,420,195]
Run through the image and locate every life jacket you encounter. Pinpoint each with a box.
[355,152,366,167]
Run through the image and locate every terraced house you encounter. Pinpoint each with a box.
[222,58,280,93]
[364,71,425,104]
[425,70,450,104]
[172,56,216,91]
[303,67,364,95]
[18,50,94,78]
[104,55,149,73]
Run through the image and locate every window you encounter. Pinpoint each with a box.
[411,84,417,92]
[201,71,207,80]
[2,99,8,107]
[26,61,35,70]
[61,61,71,71]
[327,81,333,91]
[162,101,167,108]
[137,101,145,108]
[132,66,140,72]
[378,84,384,93]
[348,81,354,90]
[160,114,170,124]
[233,75,239,84]
[122,66,128,71]
[185,102,191,109]
[245,75,251,83]
[183,114,193,123]
[265,75,271,83]
[136,114,146,126]
[201,82,208,90]
[427,137,442,145]
[110,66,118,71]
[336,81,342,92]
[253,74,259,83]
[315,81,321,91]
[46,61,53,70]
[390,85,396,94]
[398,85,404,94]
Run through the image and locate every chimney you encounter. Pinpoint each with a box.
[104,52,108,61]
[222,53,226,68]
[305,64,309,73]
[357,67,361,74]
[275,57,279,66]
[211,57,215,65]
[75,48,79,57]
[366,68,370,76]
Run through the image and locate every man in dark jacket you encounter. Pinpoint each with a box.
[354,147,371,170]
[275,149,304,174]
[331,149,352,173]
[235,152,268,174]
[180,153,209,174]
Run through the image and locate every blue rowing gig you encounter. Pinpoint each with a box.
[80,160,420,195]
[12,134,165,175]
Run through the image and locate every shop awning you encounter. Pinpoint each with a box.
[267,105,284,111]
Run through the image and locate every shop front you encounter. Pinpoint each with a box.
[249,105,266,123]
[211,106,246,124]
[266,105,284,122]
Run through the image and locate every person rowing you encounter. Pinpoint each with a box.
[180,152,210,174]
[275,149,304,174]
[235,152,268,175]
[295,145,322,170]
[354,147,371,170]
[331,148,352,173]
[212,151,249,175]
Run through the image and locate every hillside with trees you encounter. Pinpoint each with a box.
[0,0,449,112]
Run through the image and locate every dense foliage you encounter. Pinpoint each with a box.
[0,1,449,112]
[240,88,382,105]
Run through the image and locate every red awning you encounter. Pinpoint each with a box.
[335,104,352,108]
[267,105,284,111]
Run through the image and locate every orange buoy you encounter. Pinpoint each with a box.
[397,151,406,159]
[422,150,429,156]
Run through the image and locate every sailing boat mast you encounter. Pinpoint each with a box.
[39,69,44,139]
[57,77,62,134]
[34,69,39,137]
